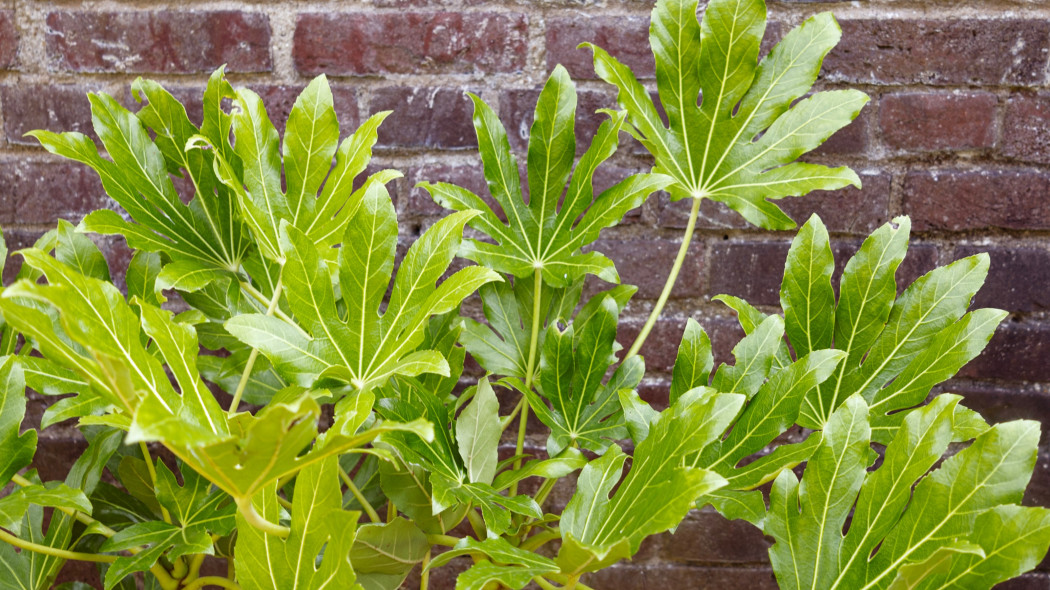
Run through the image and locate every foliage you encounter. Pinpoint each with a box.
[0,0,1044,589]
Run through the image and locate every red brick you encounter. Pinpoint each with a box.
[955,245,1050,313]
[46,11,272,74]
[584,564,778,589]
[398,163,488,218]
[948,382,1050,441]
[2,84,103,146]
[587,238,703,300]
[902,169,1050,232]
[293,13,527,76]
[618,314,744,375]
[1003,93,1050,164]
[0,11,18,70]
[824,19,1050,86]
[546,16,652,80]
[659,171,890,235]
[369,87,476,149]
[961,320,1050,383]
[811,106,869,156]
[662,509,771,564]
[880,92,997,152]
[0,160,106,226]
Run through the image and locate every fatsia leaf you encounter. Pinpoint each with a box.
[227,192,500,392]
[0,356,35,487]
[515,291,640,457]
[669,318,713,405]
[0,481,91,536]
[456,377,500,485]
[765,394,1046,590]
[422,66,672,286]
[236,456,360,590]
[558,388,743,574]
[588,0,867,228]
[350,517,429,590]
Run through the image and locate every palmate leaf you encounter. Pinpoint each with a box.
[422,66,672,287]
[558,388,743,575]
[226,186,500,392]
[781,215,1003,438]
[0,356,35,488]
[30,68,247,276]
[236,456,360,590]
[196,75,398,262]
[765,394,1050,590]
[588,0,867,228]
[514,289,641,457]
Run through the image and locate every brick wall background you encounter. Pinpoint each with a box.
[2,0,1049,588]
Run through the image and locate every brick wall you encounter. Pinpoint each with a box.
[2,0,1050,588]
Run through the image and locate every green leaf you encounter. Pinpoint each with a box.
[350,517,429,590]
[236,456,360,590]
[781,214,834,358]
[100,520,214,590]
[669,318,713,405]
[0,482,91,536]
[589,0,866,228]
[228,197,499,392]
[456,377,500,485]
[559,388,743,573]
[423,66,672,286]
[431,473,542,537]
[456,561,556,590]
[766,394,1045,590]
[0,356,34,487]
[492,447,587,492]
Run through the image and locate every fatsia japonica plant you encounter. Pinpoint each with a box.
[0,0,1046,589]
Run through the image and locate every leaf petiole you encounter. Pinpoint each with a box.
[235,496,290,538]
[230,278,284,413]
[512,268,543,497]
[181,576,242,590]
[0,526,117,563]
[338,464,380,523]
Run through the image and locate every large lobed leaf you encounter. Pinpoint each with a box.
[766,394,1050,590]
[588,0,867,229]
[422,66,672,286]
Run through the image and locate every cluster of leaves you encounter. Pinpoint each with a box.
[0,0,1046,589]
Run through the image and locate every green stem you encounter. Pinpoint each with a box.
[519,528,560,552]
[0,527,116,563]
[229,279,283,413]
[533,577,561,590]
[533,478,557,509]
[426,534,460,547]
[512,269,543,497]
[420,549,431,590]
[626,196,701,359]
[181,576,241,590]
[138,442,172,525]
[239,280,299,329]
[235,497,289,538]
[338,466,380,523]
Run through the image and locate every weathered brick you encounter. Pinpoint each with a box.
[811,106,870,156]
[824,19,1050,86]
[587,238,703,300]
[880,92,997,152]
[662,509,771,564]
[0,11,18,70]
[955,245,1050,313]
[294,13,527,76]
[1002,92,1050,164]
[949,382,1050,441]
[1,84,103,146]
[546,16,652,80]
[0,160,105,226]
[584,564,779,589]
[961,320,1050,383]
[618,314,744,375]
[659,171,891,235]
[902,169,1050,232]
[370,87,475,149]
[46,11,272,74]
[397,163,488,218]
[252,84,359,136]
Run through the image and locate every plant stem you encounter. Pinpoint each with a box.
[512,269,543,497]
[239,280,299,328]
[533,577,561,590]
[426,534,460,547]
[626,196,701,359]
[0,527,116,563]
[229,279,283,413]
[235,497,289,538]
[533,477,557,509]
[420,549,431,590]
[139,441,172,525]
[519,528,560,552]
[338,466,380,523]
[181,576,242,590]
[501,397,524,432]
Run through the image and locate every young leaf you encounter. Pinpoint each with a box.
[588,0,867,228]
[422,66,672,286]
[235,456,359,590]
[765,394,1048,590]
[456,377,501,485]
